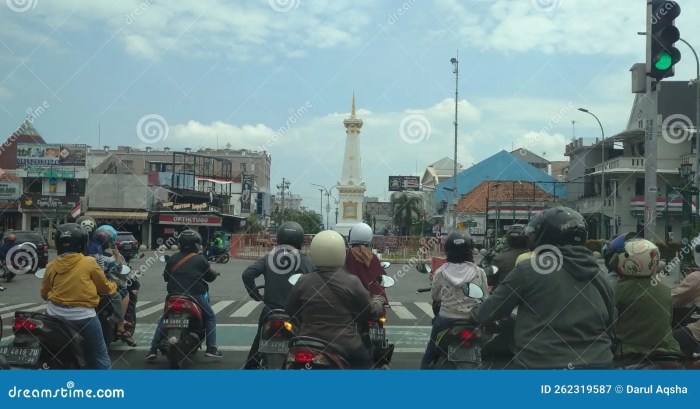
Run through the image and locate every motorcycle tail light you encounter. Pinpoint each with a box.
[459,329,475,340]
[379,317,387,324]
[293,350,315,363]
[13,318,42,332]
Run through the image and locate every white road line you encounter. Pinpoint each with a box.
[136,304,165,319]
[136,300,154,308]
[1,304,46,321]
[230,301,260,318]
[413,302,434,318]
[211,301,235,315]
[388,302,416,320]
[0,303,35,314]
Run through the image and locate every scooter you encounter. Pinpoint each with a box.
[206,247,230,264]
[123,253,146,334]
[0,285,9,369]
[257,300,298,370]
[361,264,395,369]
[283,273,395,369]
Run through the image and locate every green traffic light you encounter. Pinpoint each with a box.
[655,51,673,70]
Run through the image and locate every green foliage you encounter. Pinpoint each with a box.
[392,194,423,236]
[245,214,263,234]
[270,208,323,234]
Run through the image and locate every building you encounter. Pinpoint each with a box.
[334,94,366,237]
[510,149,549,173]
[273,193,303,212]
[550,160,569,179]
[420,157,462,190]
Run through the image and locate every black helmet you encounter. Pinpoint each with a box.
[444,231,474,263]
[55,223,89,255]
[178,229,202,253]
[525,207,587,249]
[505,224,528,249]
[277,221,304,250]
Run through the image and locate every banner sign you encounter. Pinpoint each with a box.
[20,194,80,210]
[388,176,420,191]
[23,167,77,178]
[158,201,209,211]
[159,214,222,226]
[0,182,20,199]
[16,143,87,167]
[241,174,253,213]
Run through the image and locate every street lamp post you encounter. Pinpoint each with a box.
[451,56,459,231]
[312,183,339,231]
[679,37,700,231]
[578,108,606,239]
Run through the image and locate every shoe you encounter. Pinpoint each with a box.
[145,348,157,361]
[205,346,223,358]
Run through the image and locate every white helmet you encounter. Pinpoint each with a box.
[693,234,700,269]
[617,239,660,277]
[348,223,373,246]
[309,230,347,268]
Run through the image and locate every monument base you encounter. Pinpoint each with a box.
[333,222,357,239]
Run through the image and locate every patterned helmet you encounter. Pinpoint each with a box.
[76,216,97,234]
[617,239,660,277]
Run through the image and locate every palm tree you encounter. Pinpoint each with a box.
[391,194,423,236]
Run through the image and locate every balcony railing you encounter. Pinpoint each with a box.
[593,157,683,173]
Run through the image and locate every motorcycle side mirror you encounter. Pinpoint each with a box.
[35,268,46,279]
[158,255,170,263]
[416,263,431,275]
[137,253,146,259]
[485,265,499,276]
[462,283,485,299]
[288,273,302,285]
[119,265,132,276]
[380,261,391,269]
[380,275,395,288]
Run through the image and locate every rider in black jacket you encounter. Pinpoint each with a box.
[242,221,315,369]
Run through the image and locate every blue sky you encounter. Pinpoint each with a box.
[1,0,699,209]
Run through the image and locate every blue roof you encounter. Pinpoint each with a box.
[435,150,566,198]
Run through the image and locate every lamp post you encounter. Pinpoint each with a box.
[311,183,339,231]
[451,56,459,231]
[311,184,325,230]
[679,37,700,231]
[578,108,606,239]
[679,162,695,240]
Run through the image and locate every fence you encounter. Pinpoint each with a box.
[229,234,445,262]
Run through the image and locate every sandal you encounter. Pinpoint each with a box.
[117,330,137,347]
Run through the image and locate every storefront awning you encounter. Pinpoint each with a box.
[86,211,149,220]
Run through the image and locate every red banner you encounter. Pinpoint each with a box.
[159,214,222,226]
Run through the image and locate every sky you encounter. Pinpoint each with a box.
[1,0,699,211]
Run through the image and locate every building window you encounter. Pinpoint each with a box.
[26,179,42,194]
[66,180,86,196]
[121,160,133,168]
[240,163,246,172]
[635,178,644,196]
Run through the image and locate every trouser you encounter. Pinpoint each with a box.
[150,294,217,348]
[70,315,111,369]
[420,315,445,369]
[673,326,700,357]
[244,305,272,369]
[347,345,372,369]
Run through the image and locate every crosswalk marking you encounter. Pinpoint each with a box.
[0,303,34,314]
[388,302,417,320]
[135,304,165,319]
[136,300,154,308]
[230,301,260,318]
[414,302,434,319]
[1,304,46,321]
[211,300,235,314]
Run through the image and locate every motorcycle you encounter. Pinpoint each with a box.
[283,272,395,369]
[361,261,394,369]
[95,256,135,349]
[0,285,9,369]
[123,253,146,334]
[256,296,299,370]
[206,247,230,264]
[0,260,12,283]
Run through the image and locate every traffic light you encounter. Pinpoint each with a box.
[646,0,681,81]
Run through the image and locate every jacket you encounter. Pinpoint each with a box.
[614,276,681,358]
[431,262,488,319]
[671,270,700,341]
[164,252,217,296]
[285,267,384,352]
[492,248,529,285]
[40,253,117,308]
[472,245,614,369]
[344,247,386,298]
[242,251,315,310]
[0,241,16,259]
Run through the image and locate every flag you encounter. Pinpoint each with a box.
[70,202,81,218]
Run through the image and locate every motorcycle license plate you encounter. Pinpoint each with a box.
[122,244,132,249]
[369,327,386,342]
[0,345,41,366]
[163,318,189,328]
[447,345,481,363]
[259,339,289,354]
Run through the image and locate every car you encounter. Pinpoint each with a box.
[115,231,140,261]
[0,230,49,271]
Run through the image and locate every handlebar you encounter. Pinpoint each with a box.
[0,286,5,292]
[416,288,431,293]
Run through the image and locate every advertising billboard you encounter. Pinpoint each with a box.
[16,144,87,167]
[388,176,420,191]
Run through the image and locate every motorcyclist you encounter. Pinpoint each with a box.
[39,223,116,369]
[345,223,386,298]
[671,235,700,358]
[241,221,314,369]
[0,233,17,279]
[491,224,529,286]
[470,207,615,369]
[612,237,682,366]
[420,231,488,369]
[207,233,224,259]
[285,230,385,369]
[146,229,222,360]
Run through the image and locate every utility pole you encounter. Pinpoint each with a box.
[277,178,290,213]
[451,55,459,231]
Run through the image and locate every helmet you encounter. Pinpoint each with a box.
[277,221,305,250]
[444,231,474,263]
[348,223,373,246]
[92,229,112,251]
[178,229,202,252]
[604,232,639,273]
[617,239,660,277]
[95,225,117,244]
[525,207,587,249]
[76,216,97,234]
[55,223,89,255]
[505,224,527,249]
[5,233,15,242]
[309,230,346,268]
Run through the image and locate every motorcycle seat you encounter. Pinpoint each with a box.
[263,309,291,321]
[289,336,348,358]
[441,318,478,328]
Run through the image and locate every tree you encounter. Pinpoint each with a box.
[245,214,263,234]
[391,193,423,236]
[270,207,323,234]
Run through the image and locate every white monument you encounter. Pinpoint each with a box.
[333,94,366,238]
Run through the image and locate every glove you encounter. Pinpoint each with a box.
[251,291,263,302]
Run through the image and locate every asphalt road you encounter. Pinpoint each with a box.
[0,251,436,369]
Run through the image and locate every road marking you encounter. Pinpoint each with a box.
[414,302,434,318]
[211,301,235,315]
[0,303,35,314]
[230,301,260,318]
[136,304,165,319]
[1,304,46,321]
[136,300,155,308]
[388,302,416,320]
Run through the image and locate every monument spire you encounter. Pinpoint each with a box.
[351,91,356,118]
[335,93,366,237]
